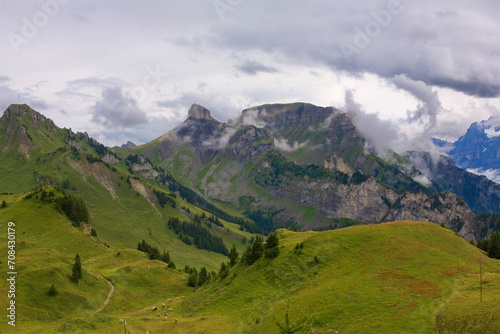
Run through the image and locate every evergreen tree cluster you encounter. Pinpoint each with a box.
[242,233,280,265]
[185,266,212,287]
[244,210,277,233]
[167,217,228,255]
[153,189,176,208]
[24,188,90,227]
[207,214,223,227]
[87,137,111,157]
[477,231,500,259]
[264,232,280,259]
[56,191,90,227]
[137,240,172,264]
[242,235,264,265]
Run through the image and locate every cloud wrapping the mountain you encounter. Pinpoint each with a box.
[240,108,267,128]
[90,87,148,129]
[274,138,307,153]
[391,74,445,130]
[467,168,500,184]
[343,90,401,157]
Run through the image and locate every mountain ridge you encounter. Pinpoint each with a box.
[131,102,500,241]
[435,115,500,184]
[2,103,500,242]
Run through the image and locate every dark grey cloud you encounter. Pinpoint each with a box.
[391,74,444,130]
[207,0,500,97]
[90,87,147,129]
[235,60,278,76]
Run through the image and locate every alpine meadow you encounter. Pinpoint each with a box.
[1,1,500,333]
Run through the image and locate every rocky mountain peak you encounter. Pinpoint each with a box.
[187,104,218,122]
[121,141,137,148]
[1,104,57,131]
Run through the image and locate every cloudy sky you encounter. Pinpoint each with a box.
[0,0,499,150]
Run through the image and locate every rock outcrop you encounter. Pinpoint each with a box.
[188,103,219,122]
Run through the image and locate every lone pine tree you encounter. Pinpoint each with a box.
[72,253,83,283]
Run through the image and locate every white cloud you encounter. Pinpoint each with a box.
[467,168,500,184]
[0,0,498,148]
[274,137,307,153]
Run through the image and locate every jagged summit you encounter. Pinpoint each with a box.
[2,104,56,129]
[187,103,218,122]
[121,141,137,148]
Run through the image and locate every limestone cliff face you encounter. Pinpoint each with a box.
[188,103,219,122]
[324,153,353,176]
[223,126,274,163]
[261,174,476,240]
[128,155,159,180]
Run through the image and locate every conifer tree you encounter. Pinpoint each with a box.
[72,253,83,283]
[198,267,208,286]
[488,231,500,259]
[188,268,198,287]
[218,262,229,279]
[264,232,280,259]
[228,245,239,266]
[250,235,264,263]
[48,283,58,297]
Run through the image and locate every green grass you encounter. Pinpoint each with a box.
[176,221,500,334]
[2,191,500,333]
[0,116,249,272]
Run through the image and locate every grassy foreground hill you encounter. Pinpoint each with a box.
[2,191,499,334]
[173,221,500,334]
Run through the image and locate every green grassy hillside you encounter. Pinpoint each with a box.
[0,190,193,333]
[0,105,250,271]
[173,221,499,334]
[1,191,499,333]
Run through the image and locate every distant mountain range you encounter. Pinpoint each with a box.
[434,116,500,184]
[1,103,500,242]
[132,102,500,239]
[2,103,500,334]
